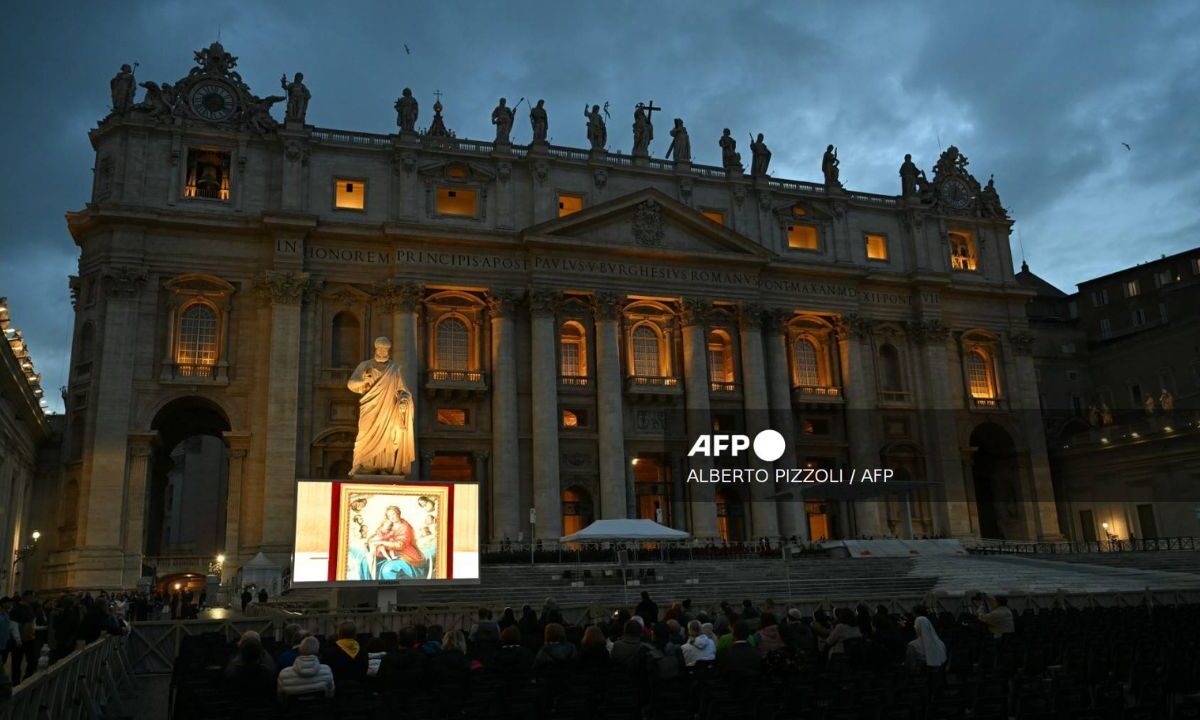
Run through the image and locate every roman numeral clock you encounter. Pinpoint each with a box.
[189,81,237,122]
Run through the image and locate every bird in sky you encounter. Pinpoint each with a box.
[1121,142,1131,151]
[404,44,411,55]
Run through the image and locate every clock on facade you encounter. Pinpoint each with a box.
[938,177,974,210]
[189,82,236,121]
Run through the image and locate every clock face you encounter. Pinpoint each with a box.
[938,177,973,210]
[190,82,236,121]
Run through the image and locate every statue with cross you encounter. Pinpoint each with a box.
[631,100,659,157]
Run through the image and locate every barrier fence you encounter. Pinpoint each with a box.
[1,635,136,720]
[967,536,1199,555]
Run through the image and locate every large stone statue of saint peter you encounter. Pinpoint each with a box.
[347,336,415,476]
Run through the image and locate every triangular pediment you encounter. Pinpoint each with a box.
[523,188,774,258]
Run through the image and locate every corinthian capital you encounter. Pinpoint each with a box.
[487,289,520,318]
[905,319,950,344]
[256,270,312,306]
[738,303,766,333]
[591,292,623,322]
[679,297,711,328]
[833,313,875,340]
[528,288,561,317]
[374,279,425,312]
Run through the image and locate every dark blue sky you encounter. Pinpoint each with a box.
[2,1,1198,411]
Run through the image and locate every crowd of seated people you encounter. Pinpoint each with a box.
[171,592,1200,720]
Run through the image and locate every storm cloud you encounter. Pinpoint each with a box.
[2,1,1197,411]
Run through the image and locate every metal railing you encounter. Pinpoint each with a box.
[559,374,591,388]
[167,362,216,380]
[792,384,842,401]
[968,536,1199,555]
[1,636,135,720]
[710,381,740,394]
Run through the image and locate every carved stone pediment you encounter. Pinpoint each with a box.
[416,160,496,183]
[524,188,774,258]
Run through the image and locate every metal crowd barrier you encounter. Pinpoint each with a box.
[968,536,1199,555]
[1,635,136,720]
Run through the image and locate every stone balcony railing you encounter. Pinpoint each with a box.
[710,381,741,397]
[624,375,683,399]
[559,374,592,393]
[792,384,843,405]
[425,369,489,397]
[970,396,1004,411]
[878,390,911,405]
[161,362,227,384]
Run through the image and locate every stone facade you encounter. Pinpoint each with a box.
[49,45,1062,589]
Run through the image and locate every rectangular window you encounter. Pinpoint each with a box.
[1061,343,1076,354]
[334,179,366,210]
[865,234,888,261]
[560,341,581,376]
[701,210,726,225]
[1066,370,1079,381]
[436,408,469,427]
[1091,289,1109,307]
[1124,279,1140,298]
[1068,300,1078,319]
[1071,395,1083,416]
[948,231,977,271]
[1130,384,1142,405]
[787,224,819,250]
[1099,318,1112,338]
[562,408,588,428]
[802,418,831,435]
[1193,257,1200,275]
[711,413,736,433]
[183,148,231,201]
[1153,270,1172,288]
[1132,308,1146,327]
[1159,304,1169,323]
[436,186,478,217]
[557,193,584,217]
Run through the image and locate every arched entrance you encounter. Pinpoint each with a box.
[632,455,671,525]
[716,488,746,542]
[969,422,1023,540]
[561,485,594,536]
[146,397,231,574]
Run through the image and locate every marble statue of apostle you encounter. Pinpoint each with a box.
[492,97,514,143]
[666,118,690,162]
[632,103,653,156]
[530,99,548,143]
[719,128,742,170]
[900,154,921,197]
[395,88,419,132]
[111,64,137,115]
[585,104,607,150]
[280,72,311,124]
[750,133,772,177]
[347,337,415,476]
[822,144,842,188]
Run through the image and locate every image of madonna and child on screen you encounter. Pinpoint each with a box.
[292,480,480,585]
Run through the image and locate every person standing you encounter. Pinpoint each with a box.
[0,598,21,680]
[240,588,252,613]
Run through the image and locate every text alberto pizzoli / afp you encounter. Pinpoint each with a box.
[686,467,895,484]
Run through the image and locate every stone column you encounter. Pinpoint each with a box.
[489,292,521,541]
[81,266,147,577]
[257,271,311,554]
[1010,333,1064,539]
[764,310,808,540]
[222,432,251,576]
[911,320,973,537]
[474,451,491,544]
[121,434,156,587]
[835,315,884,537]
[739,304,779,539]
[386,281,425,435]
[593,293,628,520]
[681,298,718,539]
[529,288,563,540]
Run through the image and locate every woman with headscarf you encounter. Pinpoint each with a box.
[905,616,947,671]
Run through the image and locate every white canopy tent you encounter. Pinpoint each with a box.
[559,519,691,543]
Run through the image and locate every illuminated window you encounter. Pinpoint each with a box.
[562,409,588,428]
[330,311,361,368]
[632,325,661,376]
[879,344,903,391]
[436,186,478,217]
[557,194,584,217]
[1124,279,1140,298]
[865,233,888,261]
[793,338,820,386]
[177,303,218,369]
[436,408,469,426]
[183,149,231,201]
[966,350,995,399]
[787,224,819,251]
[707,331,734,385]
[702,210,725,225]
[1193,258,1200,275]
[435,317,470,371]
[334,179,366,210]
[559,322,587,378]
[949,231,977,271]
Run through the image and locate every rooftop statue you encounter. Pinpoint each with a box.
[395,88,419,133]
[137,81,175,120]
[190,41,242,84]
[347,337,416,477]
[530,99,548,143]
[280,72,311,125]
[719,128,742,171]
[822,144,842,189]
[750,133,771,177]
[665,118,690,163]
[491,97,515,144]
[584,103,607,150]
[426,96,452,138]
[978,175,1008,219]
[631,101,659,157]
[110,64,137,115]
[244,94,285,134]
[899,153,921,197]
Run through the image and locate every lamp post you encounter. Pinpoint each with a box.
[9,530,40,589]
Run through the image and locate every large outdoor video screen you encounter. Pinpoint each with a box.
[292,480,479,586]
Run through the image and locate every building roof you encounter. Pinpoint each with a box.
[1015,261,1069,298]
[1076,246,1200,288]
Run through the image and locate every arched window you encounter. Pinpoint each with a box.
[436,317,470,371]
[176,303,218,373]
[707,331,734,385]
[879,344,904,392]
[793,338,820,386]
[966,350,995,399]
[331,312,361,369]
[560,322,587,379]
[632,325,661,377]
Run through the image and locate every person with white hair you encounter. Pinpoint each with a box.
[278,636,335,699]
[905,616,947,671]
[680,619,716,666]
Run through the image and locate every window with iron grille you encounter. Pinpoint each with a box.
[436,317,470,371]
[794,338,820,385]
[177,304,218,367]
[966,350,994,399]
[632,326,660,376]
